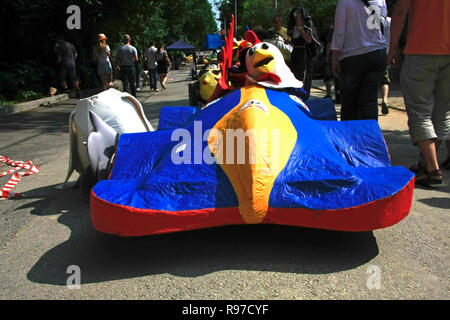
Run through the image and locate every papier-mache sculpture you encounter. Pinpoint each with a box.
[86,16,414,236]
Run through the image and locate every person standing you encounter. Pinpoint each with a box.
[388,0,450,185]
[269,14,290,43]
[288,6,321,95]
[331,0,388,121]
[92,33,113,91]
[144,41,159,91]
[54,34,80,98]
[130,39,142,91]
[320,16,334,99]
[157,44,172,91]
[115,34,138,97]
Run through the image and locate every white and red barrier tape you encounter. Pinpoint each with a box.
[0,155,39,200]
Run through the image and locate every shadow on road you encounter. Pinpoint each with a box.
[0,107,74,136]
[20,184,379,286]
[418,196,450,209]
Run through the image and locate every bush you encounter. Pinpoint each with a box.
[0,60,48,102]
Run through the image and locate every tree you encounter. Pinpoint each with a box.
[215,0,339,38]
[0,0,218,101]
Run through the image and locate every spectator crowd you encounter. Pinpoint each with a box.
[54,0,449,186]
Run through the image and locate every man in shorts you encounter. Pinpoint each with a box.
[54,35,80,98]
[389,0,450,185]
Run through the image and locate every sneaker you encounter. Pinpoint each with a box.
[415,169,443,186]
[136,87,141,91]
[381,102,389,115]
[441,157,450,170]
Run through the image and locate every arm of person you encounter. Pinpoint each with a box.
[387,0,410,66]
[298,24,312,44]
[107,46,113,61]
[72,44,78,60]
[331,50,341,78]
[325,41,332,63]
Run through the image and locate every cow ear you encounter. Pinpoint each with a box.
[87,111,118,180]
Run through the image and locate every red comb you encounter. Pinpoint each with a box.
[244,30,261,45]
[218,15,235,91]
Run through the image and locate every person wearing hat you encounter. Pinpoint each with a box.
[93,33,113,91]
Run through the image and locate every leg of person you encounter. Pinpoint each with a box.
[323,63,333,98]
[380,84,390,114]
[152,68,159,91]
[432,56,450,170]
[159,72,164,89]
[59,65,69,92]
[358,49,386,121]
[340,55,365,120]
[135,63,141,90]
[290,48,304,83]
[379,65,391,115]
[154,69,159,91]
[120,66,130,93]
[67,64,80,98]
[333,74,341,103]
[128,65,137,97]
[325,81,332,98]
[401,54,442,185]
[149,68,155,90]
[108,71,113,88]
[302,53,314,94]
[162,73,168,90]
[102,74,108,91]
[103,62,113,90]
[98,64,107,91]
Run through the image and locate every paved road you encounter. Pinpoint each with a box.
[0,69,448,299]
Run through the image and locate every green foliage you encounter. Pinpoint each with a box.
[0,0,219,102]
[0,60,47,102]
[216,0,338,37]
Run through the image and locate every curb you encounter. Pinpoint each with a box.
[0,80,124,117]
[0,94,69,116]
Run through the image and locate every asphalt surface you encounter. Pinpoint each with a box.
[0,69,448,299]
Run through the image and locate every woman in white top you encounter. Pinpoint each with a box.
[331,0,388,121]
[93,33,113,91]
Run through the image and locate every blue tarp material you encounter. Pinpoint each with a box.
[94,87,413,212]
[158,106,198,130]
[207,34,223,49]
[305,98,337,120]
[166,40,196,51]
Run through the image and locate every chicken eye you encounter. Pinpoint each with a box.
[249,48,255,56]
[262,43,269,50]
